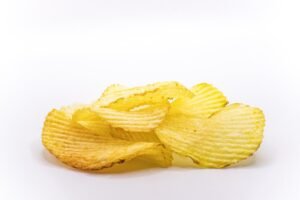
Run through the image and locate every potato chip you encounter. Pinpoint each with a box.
[72,107,162,143]
[100,84,127,98]
[95,81,194,110]
[111,128,161,143]
[155,103,265,168]
[72,108,111,136]
[71,107,173,165]
[60,104,86,119]
[109,128,173,166]
[42,81,265,170]
[72,107,173,161]
[42,109,172,170]
[170,83,228,118]
[91,103,169,132]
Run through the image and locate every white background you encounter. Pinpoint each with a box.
[1,0,300,200]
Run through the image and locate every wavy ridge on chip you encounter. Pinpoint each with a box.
[42,109,172,170]
[95,81,194,110]
[170,83,228,118]
[42,81,265,170]
[91,104,169,132]
[111,128,161,143]
[156,104,265,168]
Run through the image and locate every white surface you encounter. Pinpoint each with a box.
[1,0,300,199]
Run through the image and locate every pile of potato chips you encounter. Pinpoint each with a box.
[42,82,265,171]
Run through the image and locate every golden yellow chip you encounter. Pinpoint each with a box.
[72,107,162,143]
[72,108,111,136]
[111,128,161,143]
[71,107,173,166]
[100,84,127,98]
[42,109,172,170]
[91,103,169,132]
[42,81,265,170]
[110,128,173,165]
[95,81,194,110]
[170,83,228,118]
[60,104,86,119]
[156,103,265,168]
[72,106,162,142]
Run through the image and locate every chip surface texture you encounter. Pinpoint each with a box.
[42,81,265,171]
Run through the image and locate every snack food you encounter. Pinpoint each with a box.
[42,82,265,171]
[42,109,172,170]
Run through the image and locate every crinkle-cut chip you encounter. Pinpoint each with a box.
[95,81,194,110]
[91,103,169,132]
[60,104,87,119]
[155,103,265,168]
[72,108,111,136]
[101,84,127,98]
[129,104,153,112]
[42,109,172,170]
[110,128,173,165]
[111,128,161,143]
[170,83,228,118]
[72,108,162,143]
[73,109,173,161]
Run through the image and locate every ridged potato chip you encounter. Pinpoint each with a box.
[111,128,161,143]
[72,108,111,136]
[156,103,265,168]
[60,104,86,119]
[71,106,163,143]
[170,83,228,118]
[42,81,265,171]
[109,128,173,166]
[91,103,169,132]
[42,109,172,170]
[72,107,162,143]
[102,84,127,96]
[71,107,173,166]
[95,81,193,110]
